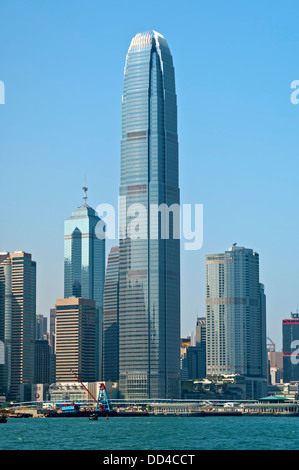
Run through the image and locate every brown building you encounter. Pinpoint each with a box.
[55,298,97,383]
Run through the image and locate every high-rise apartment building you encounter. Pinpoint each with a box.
[118,31,180,399]
[206,245,267,398]
[64,186,105,379]
[0,251,36,400]
[55,298,97,383]
[103,246,119,382]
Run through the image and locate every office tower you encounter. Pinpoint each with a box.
[259,283,267,382]
[0,251,36,400]
[55,298,96,383]
[103,246,119,382]
[206,245,267,399]
[36,314,48,340]
[180,319,207,381]
[282,313,299,382]
[35,339,52,384]
[267,348,283,385]
[64,185,105,379]
[195,317,206,346]
[118,31,180,399]
[180,337,191,381]
[185,316,207,379]
[49,308,56,354]
[187,346,206,379]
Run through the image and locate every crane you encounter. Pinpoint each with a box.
[70,369,113,415]
[267,337,275,352]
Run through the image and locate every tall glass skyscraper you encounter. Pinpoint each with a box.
[103,246,119,383]
[206,245,267,398]
[119,31,180,399]
[64,186,105,379]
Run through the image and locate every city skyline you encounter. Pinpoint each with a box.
[1,1,299,350]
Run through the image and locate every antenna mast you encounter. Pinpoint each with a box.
[82,175,88,207]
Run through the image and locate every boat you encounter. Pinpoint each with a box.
[0,416,7,423]
[89,413,98,421]
[60,403,80,414]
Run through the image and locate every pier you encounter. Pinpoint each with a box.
[3,394,299,418]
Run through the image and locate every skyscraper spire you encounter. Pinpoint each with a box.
[82,175,88,207]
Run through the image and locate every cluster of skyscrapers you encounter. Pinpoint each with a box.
[0,30,274,403]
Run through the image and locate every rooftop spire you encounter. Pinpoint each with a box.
[82,175,88,207]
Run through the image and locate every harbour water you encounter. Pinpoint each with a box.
[1,416,299,450]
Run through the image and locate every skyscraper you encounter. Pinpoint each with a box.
[282,313,299,382]
[188,316,207,379]
[55,298,97,383]
[64,185,105,379]
[49,307,56,354]
[195,317,206,347]
[103,246,119,382]
[35,339,53,385]
[118,31,180,399]
[206,245,267,398]
[36,314,48,340]
[0,251,36,400]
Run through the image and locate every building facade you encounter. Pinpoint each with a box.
[35,339,55,385]
[55,298,97,383]
[195,317,206,347]
[64,188,105,379]
[0,251,36,400]
[180,337,191,381]
[118,31,180,399]
[103,246,119,383]
[206,245,267,398]
[186,346,206,380]
[267,350,283,385]
[36,314,48,340]
[186,316,207,379]
[282,313,299,383]
[49,307,56,354]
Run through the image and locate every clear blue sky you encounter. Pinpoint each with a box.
[1,0,299,350]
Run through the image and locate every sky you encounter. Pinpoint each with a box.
[1,0,299,350]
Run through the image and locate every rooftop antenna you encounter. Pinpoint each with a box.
[82,175,88,207]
